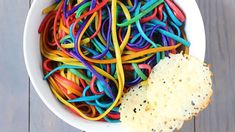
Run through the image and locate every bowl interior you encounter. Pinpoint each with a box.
[23,0,205,131]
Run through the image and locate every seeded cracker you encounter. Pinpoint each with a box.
[119,84,184,132]
[148,54,213,120]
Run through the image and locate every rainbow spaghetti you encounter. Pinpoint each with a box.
[39,0,189,122]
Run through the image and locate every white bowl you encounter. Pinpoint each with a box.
[24,0,205,132]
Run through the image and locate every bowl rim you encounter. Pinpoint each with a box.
[23,0,206,131]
